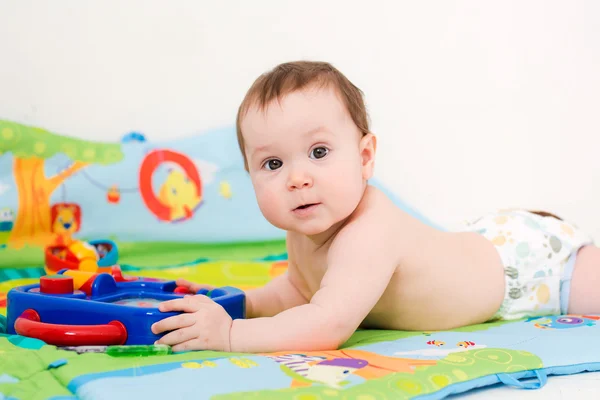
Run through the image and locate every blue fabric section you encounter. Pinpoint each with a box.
[0,394,21,400]
[47,397,78,400]
[413,363,600,400]
[48,397,78,400]
[0,125,438,246]
[497,369,547,389]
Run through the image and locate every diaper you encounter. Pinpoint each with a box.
[463,209,594,320]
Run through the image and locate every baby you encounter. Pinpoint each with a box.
[152,61,600,353]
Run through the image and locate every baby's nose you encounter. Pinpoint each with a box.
[287,171,313,190]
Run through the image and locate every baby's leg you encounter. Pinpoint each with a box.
[568,245,600,314]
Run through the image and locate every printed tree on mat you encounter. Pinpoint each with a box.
[0,119,123,248]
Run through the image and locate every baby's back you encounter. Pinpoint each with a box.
[361,188,506,331]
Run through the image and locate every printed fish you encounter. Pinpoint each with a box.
[426,340,445,347]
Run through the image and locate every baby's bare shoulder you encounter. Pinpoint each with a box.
[330,186,405,260]
[348,186,404,230]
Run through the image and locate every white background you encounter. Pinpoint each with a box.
[1,1,600,397]
[0,0,599,241]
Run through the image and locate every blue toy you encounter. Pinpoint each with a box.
[6,267,245,346]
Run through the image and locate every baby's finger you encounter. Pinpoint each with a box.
[151,313,196,334]
[156,326,199,346]
[158,296,207,313]
[172,338,207,353]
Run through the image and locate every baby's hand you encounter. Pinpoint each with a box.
[151,295,233,352]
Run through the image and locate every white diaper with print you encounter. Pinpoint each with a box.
[462,209,594,320]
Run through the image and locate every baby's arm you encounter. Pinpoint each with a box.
[174,266,306,318]
[229,218,397,353]
[245,234,308,318]
[245,269,308,318]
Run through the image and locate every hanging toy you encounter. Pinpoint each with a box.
[107,185,120,204]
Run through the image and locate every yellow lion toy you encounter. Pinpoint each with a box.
[51,203,81,246]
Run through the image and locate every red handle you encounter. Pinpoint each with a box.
[14,309,128,346]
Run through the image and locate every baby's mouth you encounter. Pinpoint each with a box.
[294,203,319,211]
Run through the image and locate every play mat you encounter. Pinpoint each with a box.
[2,119,600,399]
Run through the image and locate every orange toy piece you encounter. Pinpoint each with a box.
[61,266,136,296]
[68,241,99,272]
[62,270,99,296]
[45,240,99,274]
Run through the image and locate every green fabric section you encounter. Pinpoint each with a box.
[0,338,74,399]
[0,337,250,399]
[0,119,123,163]
[1,240,287,269]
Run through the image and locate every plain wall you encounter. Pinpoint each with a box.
[1,0,599,240]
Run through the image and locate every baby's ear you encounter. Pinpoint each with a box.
[360,133,377,180]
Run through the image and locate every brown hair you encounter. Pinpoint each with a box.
[529,210,563,221]
[235,61,370,170]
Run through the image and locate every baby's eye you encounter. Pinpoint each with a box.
[263,159,283,171]
[310,147,329,159]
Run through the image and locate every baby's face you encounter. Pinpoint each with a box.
[240,85,374,236]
